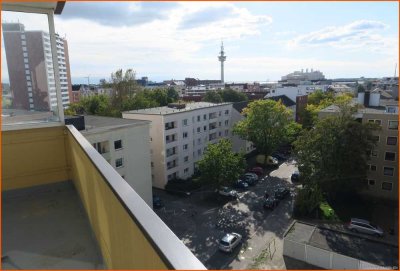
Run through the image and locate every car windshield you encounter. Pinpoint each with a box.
[220,240,230,246]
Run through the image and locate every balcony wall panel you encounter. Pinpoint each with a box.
[66,128,168,269]
[2,126,69,190]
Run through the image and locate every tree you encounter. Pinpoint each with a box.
[233,100,293,160]
[202,91,223,103]
[148,88,169,106]
[167,87,179,103]
[197,139,246,187]
[300,90,353,129]
[220,88,248,102]
[294,108,379,200]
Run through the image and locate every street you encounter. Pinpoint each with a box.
[154,159,302,269]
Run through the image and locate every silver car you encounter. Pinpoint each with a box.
[348,218,383,237]
[218,232,242,252]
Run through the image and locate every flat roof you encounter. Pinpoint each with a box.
[2,181,104,269]
[81,115,150,134]
[123,102,231,116]
[285,221,398,267]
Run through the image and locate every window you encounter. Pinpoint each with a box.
[225,129,229,136]
[367,149,378,157]
[24,64,29,69]
[368,119,381,125]
[184,156,189,162]
[225,110,229,115]
[183,132,188,138]
[114,140,122,150]
[151,162,154,167]
[387,137,397,146]
[182,119,188,126]
[219,111,222,116]
[382,182,393,191]
[183,144,188,150]
[197,138,201,144]
[197,149,201,155]
[184,168,189,174]
[219,132,222,136]
[383,167,394,176]
[21,40,26,45]
[23,52,28,57]
[225,120,229,126]
[388,120,398,130]
[24,58,28,63]
[115,158,124,168]
[385,152,395,161]
[197,115,201,122]
[197,127,201,133]
[22,46,27,52]
[203,114,207,120]
[368,180,375,185]
[203,125,207,131]
[370,165,377,171]
[387,106,397,113]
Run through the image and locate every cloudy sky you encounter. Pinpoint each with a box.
[3,2,399,83]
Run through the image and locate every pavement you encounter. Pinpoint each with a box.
[154,159,302,269]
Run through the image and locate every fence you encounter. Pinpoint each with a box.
[283,238,390,270]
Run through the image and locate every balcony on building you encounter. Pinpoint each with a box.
[167,159,179,170]
[1,2,205,270]
[209,112,217,120]
[209,122,217,130]
[165,133,177,144]
[165,121,176,130]
[166,146,178,157]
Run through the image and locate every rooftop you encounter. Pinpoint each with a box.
[123,102,231,116]
[81,115,150,134]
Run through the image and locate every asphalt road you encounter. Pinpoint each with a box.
[154,159,300,269]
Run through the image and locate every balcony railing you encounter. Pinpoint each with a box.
[2,125,206,270]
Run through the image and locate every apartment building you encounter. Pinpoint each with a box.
[74,116,153,206]
[319,91,398,200]
[123,102,233,189]
[2,22,72,110]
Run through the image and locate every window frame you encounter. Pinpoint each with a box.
[115,158,124,168]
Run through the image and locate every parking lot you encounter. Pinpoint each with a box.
[154,159,300,269]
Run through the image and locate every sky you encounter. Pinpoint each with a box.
[2,2,399,84]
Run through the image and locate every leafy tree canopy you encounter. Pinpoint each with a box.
[233,99,293,158]
[197,139,246,187]
[202,90,223,103]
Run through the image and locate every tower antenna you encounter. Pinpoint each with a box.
[218,40,226,83]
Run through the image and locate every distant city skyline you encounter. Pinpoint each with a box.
[3,2,398,84]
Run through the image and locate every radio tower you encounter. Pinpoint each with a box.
[218,41,226,83]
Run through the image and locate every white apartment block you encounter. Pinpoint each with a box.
[123,102,233,189]
[80,116,153,206]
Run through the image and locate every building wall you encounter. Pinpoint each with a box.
[63,38,73,105]
[123,103,233,189]
[363,113,398,200]
[82,124,153,206]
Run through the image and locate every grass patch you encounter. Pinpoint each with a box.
[248,246,270,269]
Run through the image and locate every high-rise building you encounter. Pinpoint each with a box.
[2,22,72,110]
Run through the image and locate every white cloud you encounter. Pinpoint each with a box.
[288,20,395,54]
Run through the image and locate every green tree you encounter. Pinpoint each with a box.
[233,100,293,160]
[167,87,179,103]
[220,88,248,102]
[202,90,223,103]
[294,108,379,200]
[148,88,169,106]
[197,139,246,187]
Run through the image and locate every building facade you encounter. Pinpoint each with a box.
[2,23,72,110]
[122,102,233,189]
[79,116,153,206]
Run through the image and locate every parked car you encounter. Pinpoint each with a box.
[291,170,300,182]
[263,196,279,209]
[256,155,279,167]
[272,152,287,161]
[218,232,242,252]
[274,187,290,200]
[245,172,259,181]
[248,166,263,176]
[242,174,258,186]
[233,180,249,189]
[347,218,384,237]
[218,186,238,199]
[152,195,163,209]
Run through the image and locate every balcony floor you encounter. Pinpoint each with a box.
[2,181,104,269]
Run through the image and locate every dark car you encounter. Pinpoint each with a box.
[233,180,249,190]
[248,167,263,176]
[274,187,290,200]
[291,170,300,182]
[241,174,257,186]
[272,152,286,161]
[152,195,164,209]
[263,196,279,209]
